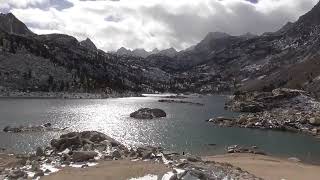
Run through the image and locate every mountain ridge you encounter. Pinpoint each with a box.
[2,1,320,95]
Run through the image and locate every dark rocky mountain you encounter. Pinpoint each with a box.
[0,13,34,36]
[162,32,246,70]
[153,0,320,96]
[0,14,175,95]
[115,47,151,58]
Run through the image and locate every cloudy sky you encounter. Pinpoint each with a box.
[0,0,318,51]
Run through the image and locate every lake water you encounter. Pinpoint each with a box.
[1,95,320,163]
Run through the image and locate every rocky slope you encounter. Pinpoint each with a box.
[0,13,175,95]
[142,1,320,95]
[180,1,320,96]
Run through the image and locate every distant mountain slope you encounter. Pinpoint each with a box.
[114,47,178,58]
[80,38,97,51]
[158,48,177,58]
[142,0,320,95]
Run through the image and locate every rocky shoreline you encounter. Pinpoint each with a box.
[208,88,320,137]
[3,123,68,133]
[0,90,143,99]
[0,131,261,180]
[158,99,204,106]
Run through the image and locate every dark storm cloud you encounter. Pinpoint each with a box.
[140,0,318,48]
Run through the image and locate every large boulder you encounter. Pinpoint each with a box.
[35,147,44,157]
[130,108,166,119]
[71,151,98,162]
[309,117,320,126]
[272,88,306,98]
[51,133,82,151]
[50,131,127,152]
[238,102,264,113]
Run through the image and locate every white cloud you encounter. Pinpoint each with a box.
[2,0,319,51]
[0,0,49,9]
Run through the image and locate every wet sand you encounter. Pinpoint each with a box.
[205,153,320,180]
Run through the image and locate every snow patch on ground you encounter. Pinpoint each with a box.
[129,174,158,180]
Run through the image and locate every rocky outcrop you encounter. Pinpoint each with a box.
[309,117,320,126]
[0,13,34,36]
[210,88,320,137]
[50,131,127,152]
[130,108,166,119]
[3,123,67,133]
[163,95,188,99]
[158,99,204,106]
[71,151,98,162]
[225,88,309,113]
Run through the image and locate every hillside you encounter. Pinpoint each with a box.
[0,14,173,94]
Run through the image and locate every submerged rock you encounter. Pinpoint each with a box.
[3,126,21,133]
[227,145,266,155]
[130,108,166,119]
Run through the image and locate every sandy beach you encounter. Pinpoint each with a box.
[41,154,320,180]
[42,160,170,180]
[2,152,320,180]
[205,153,320,180]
